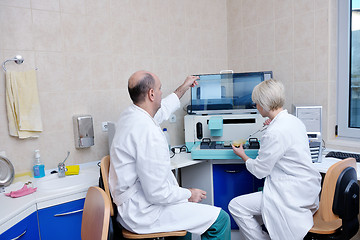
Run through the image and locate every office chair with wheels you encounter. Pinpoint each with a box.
[100,155,187,240]
[81,186,111,240]
[305,158,359,240]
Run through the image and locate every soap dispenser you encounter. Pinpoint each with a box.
[33,150,45,178]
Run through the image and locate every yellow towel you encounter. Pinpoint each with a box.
[5,70,43,139]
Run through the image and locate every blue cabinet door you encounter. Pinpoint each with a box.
[0,211,40,240]
[38,198,85,240]
[213,164,255,229]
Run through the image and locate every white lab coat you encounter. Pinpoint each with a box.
[109,93,220,235]
[245,110,321,240]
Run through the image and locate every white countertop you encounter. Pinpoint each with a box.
[0,153,199,234]
[313,151,360,180]
[0,161,100,233]
[3,150,350,234]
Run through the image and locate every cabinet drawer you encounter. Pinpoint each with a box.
[38,198,85,240]
[0,211,39,240]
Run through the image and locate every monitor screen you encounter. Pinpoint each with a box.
[188,71,269,114]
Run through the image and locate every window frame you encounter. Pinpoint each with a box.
[337,0,360,138]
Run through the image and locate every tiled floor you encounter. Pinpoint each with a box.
[352,230,360,240]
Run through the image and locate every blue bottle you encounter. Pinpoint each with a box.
[33,150,45,178]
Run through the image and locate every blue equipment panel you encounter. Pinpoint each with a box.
[190,142,259,160]
[213,164,264,229]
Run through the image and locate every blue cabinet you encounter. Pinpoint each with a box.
[38,198,85,240]
[213,164,264,229]
[0,211,40,240]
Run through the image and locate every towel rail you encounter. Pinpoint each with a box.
[2,55,24,72]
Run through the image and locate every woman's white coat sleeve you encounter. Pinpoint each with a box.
[246,133,286,179]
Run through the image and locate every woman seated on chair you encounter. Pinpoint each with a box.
[229,79,322,240]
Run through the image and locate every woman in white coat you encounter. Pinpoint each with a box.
[109,71,231,239]
[229,79,322,240]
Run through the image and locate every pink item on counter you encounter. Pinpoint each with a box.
[5,184,37,198]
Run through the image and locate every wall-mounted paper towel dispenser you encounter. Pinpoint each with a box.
[73,115,94,149]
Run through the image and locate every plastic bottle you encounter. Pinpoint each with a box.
[163,128,171,151]
[33,150,45,178]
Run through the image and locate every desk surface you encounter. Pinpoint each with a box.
[313,152,360,180]
[172,149,360,180]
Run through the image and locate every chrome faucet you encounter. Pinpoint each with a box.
[58,151,70,178]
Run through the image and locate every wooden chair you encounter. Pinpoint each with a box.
[100,155,187,240]
[305,158,359,240]
[81,186,111,240]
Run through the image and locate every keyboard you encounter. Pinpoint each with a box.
[325,151,360,162]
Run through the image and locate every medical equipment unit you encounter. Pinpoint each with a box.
[294,105,323,162]
[184,71,272,160]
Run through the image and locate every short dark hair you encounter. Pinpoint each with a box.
[128,73,155,104]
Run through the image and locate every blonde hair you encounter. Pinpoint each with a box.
[251,79,285,112]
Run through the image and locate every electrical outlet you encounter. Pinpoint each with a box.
[102,122,108,132]
[170,114,176,123]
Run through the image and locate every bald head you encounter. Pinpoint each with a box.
[128,71,156,104]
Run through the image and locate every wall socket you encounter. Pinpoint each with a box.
[102,122,108,132]
[169,114,176,123]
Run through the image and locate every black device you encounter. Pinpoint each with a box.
[248,138,260,149]
[325,151,360,162]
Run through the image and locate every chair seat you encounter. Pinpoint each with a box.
[122,229,187,239]
[308,204,342,235]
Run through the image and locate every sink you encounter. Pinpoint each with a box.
[34,167,99,192]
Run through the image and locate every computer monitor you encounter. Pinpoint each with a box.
[188,71,271,114]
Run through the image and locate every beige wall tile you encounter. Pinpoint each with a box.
[257,23,275,55]
[294,12,315,50]
[63,53,92,91]
[35,52,66,92]
[62,13,89,52]
[274,51,294,83]
[60,0,86,15]
[168,0,186,27]
[228,29,243,60]
[294,47,315,82]
[227,0,243,31]
[0,7,33,50]
[90,54,114,90]
[242,0,258,27]
[293,81,315,105]
[294,0,315,15]
[113,55,136,88]
[131,0,152,23]
[32,10,62,51]
[132,22,153,57]
[274,0,293,20]
[0,0,30,8]
[257,0,275,24]
[112,20,133,56]
[31,0,59,11]
[86,0,109,17]
[315,45,329,82]
[110,0,132,22]
[242,26,258,57]
[315,9,329,48]
[87,16,112,53]
[275,17,293,52]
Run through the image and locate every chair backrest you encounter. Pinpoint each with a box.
[317,158,357,222]
[81,186,111,240]
[100,155,115,216]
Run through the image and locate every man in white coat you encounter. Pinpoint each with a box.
[229,79,322,240]
[109,70,231,239]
